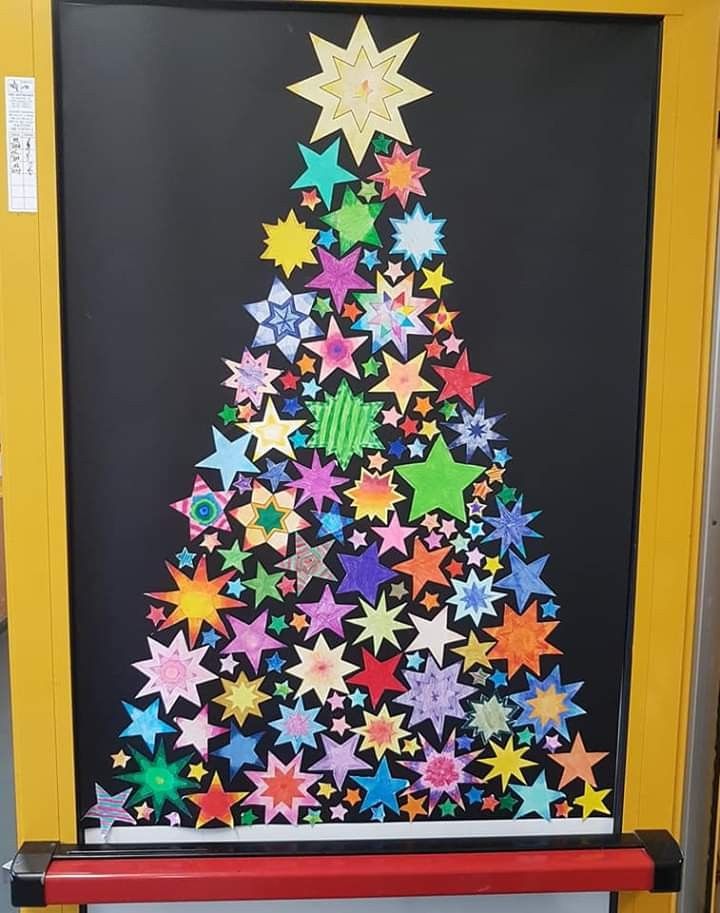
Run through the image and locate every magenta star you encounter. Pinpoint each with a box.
[305,247,373,312]
[288,452,348,511]
[372,514,415,557]
[298,584,354,639]
[221,611,283,673]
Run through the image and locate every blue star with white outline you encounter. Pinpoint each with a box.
[175,547,195,569]
[259,458,291,492]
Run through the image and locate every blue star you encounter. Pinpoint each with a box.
[353,757,409,814]
[338,543,397,603]
[493,448,512,466]
[361,248,380,269]
[175,547,196,569]
[201,629,222,648]
[448,569,503,625]
[302,378,322,399]
[407,439,426,458]
[405,652,425,670]
[445,401,506,460]
[245,277,320,362]
[265,651,286,673]
[317,229,337,250]
[489,669,508,688]
[348,688,367,708]
[226,578,244,598]
[540,599,560,619]
[389,203,446,270]
[290,138,356,208]
[270,696,325,752]
[313,502,353,542]
[466,786,484,805]
[268,301,303,337]
[388,439,407,458]
[496,553,556,612]
[259,458,291,492]
[467,520,484,539]
[213,722,262,778]
[510,666,585,740]
[120,699,175,752]
[282,397,303,417]
[370,805,386,821]
[195,427,258,489]
[456,735,474,752]
[483,496,542,557]
[510,771,564,821]
[289,430,309,449]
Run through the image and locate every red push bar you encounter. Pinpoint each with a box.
[10,831,682,907]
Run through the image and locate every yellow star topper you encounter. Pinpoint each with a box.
[288,17,431,165]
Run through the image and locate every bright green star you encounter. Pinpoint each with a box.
[395,436,483,521]
[217,540,250,572]
[307,379,382,469]
[320,188,383,255]
[217,403,238,425]
[439,798,457,817]
[245,562,282,606]
[362,356,381,378]
[313,295,333,316]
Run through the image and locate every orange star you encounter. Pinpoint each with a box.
[554,800,572,818]
[342,301,362,321]
[187,772,247,827]
[150,557,243,646]
[486,466,505,483]
[393,539,451,598]
[425,338,444,359]
[296,353,317,375]
[419,591,439,612]
[300,189,321,211]
[473,480,492,499]
[485,602,561,678]
[344,788,361,807]
[290,612,309,633]
[236,403,255,421]
[427,302,459,334]
[413,396,433,417]
[400,792,428,821]
[549,734,608,789]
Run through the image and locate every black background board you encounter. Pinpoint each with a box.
[55,0,659,831]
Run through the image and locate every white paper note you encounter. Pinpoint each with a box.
[5,76,37,213]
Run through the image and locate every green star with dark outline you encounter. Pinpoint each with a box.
[361,356,381,378]
[218,403,238,425]
[306,379,382,469]
[254,502,285,534]
[117,742,195,820]
[217,540,250,572]
[320,189,383,255]
[240,809,258,825]
[497,485,518,505]
[439,798,457,817]
[313,295,333,317]
[245,562,282,606]
[268,614,289,634]
[498,793,519,812]
[372,133,393,154]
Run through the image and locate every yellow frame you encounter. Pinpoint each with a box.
[1,0,718,911]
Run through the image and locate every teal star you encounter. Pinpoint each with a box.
[510,771,564,820]
[291,138,356,208]
[439,798,457,817]
[268,614,289,635]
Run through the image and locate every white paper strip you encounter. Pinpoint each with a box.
[5,76,37,213]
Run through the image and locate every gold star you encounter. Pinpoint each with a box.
[189,762,207,781]
[297,353,317,375]
[400,792,427,821]
[574,783,612,819]
[261,209,317,277]
[420,263,453,297]
[111,749,130,769]
[401,736,421,756]
[288,16,431,164]
[419,420,439,439]
[486,465,505,483]
[317,781,336,799]
[484,555,503,575]
[479,737,537,791]
[213,670,270,725]
[450,631,494,671]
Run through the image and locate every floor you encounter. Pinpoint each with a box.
[0,627,16,913]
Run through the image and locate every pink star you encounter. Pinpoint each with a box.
[466,547,484,567]
[173,705,228,760]
[201,532,221,552]
[134,631,215,712]
[372,514,414,557]
[278,576,296,596]
[288,452,347,511]
[304,316,364,382]
[331,716,350,736]
[165,811,181,827]
[327,692,346,711]
[443,334,463,354]
[349,530,368,550]
[440,519,457,538]
[424,531,444,550]
[306,247,373,312]
[170,474,233,540]
[245,754,321,825]
[330,803,348,821]
[384,261,405,282]
[146,605,166,627]
[421,513,440,532]
[298,584,354,640]
[221,611,283,673]
[544,734,562,752]
[382,406,402,425]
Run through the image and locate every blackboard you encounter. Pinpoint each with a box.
[55,0,659,839]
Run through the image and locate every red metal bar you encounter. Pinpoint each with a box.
[44,848,655,904]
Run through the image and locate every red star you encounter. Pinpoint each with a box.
[347,649,407,708]
[278,575,296,596]
[146,604,166,627]
[399,416,419,436]
[187,773,247,827]
[432,350,490,408]
[446,558,464,577]
[554,800,572,818]
[481,794,499,811]
[300,189,321,211]
[279,371,300,391]
[393,538,451,598]
[425,338,444,359]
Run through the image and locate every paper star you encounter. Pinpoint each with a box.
[111,749,131,769]
[420,263,453,297]
[353,757,409,814]
[445,401,506,460]
[134,631,215,712]
[237,397,305,460]
[372,513,415,556]
[187,772,247,827]
[393,538,451,599]
[246,753,321,824]
[212,723,262,778]
[511,666,585,740]
[400,734,481,811]
[118,742,196,820]
[347,648,407,708]
[353,272,433,360]
[370,350,435,413]
[370,142,429,207]
[390,203,446,269]
[288,16,430,163]
[510,770,565,821]
[309,733,372,787]
[276,534,337,593]
[548,734,608,789]
[432,350,490,408]
[245,277,321,362]
[291,137,356,207]
[298,584,354,639]
[84,784,135,836]
[483,496,542,557]
[270,696,325,752]
[447,568,503,626]
[170,474,234,540]
[465,695,515,743]
[320,188,383,254]
[479,736,537,790]
[346,468,405,523]
[305,316,364,382]
[396,655,473,738]
[261,209,317,277]
[120,698,176,752]
[306,247,372,312]
[338,542,397,602]
[222,349,281,407]
[395,436,483,522]
[496,553,556,612]
[213,669,271,726]
[574,783,612,819]
[450,631,494,672]
[356,704,409,758]
[306,379,383,469]
[485,601,561,678]
[195,427,257,490]
[244,561,283,606]
[287,634,357,702]
[221,611,283,673]
[232,482,309,556]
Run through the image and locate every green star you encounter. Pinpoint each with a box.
[372,133,392,154]
[217,540,250,572]
[274,680,292,698]
[357,180,378,202]
[240,809,258,826]
[255,502,285,534]
[246,562,283,606]
[290,138,356,208]
[439,798,457,817]
[516,728,534,746]
[117,743,194,819]
[307,379,382,469]
[498,793,519,812]
[320,188,383,255]
[313,295,333,317]
[303,808,323,825]
[217,403,238,425]
[362,356,381,378]
[439,401,457,420]
[497,485,518,505]
[395,436,484,521]
[268,614,289,634]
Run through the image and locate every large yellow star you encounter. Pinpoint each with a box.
[371,350,435,413]
[260,209,317,277]
[237,397,305,459]
[574,783,612,819]
[479,736,537,791]
[288,16,431,164]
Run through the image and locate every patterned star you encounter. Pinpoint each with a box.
[245,276,321,362]
[84,785,136,836]
[134,631,215,712]
[305,316,364,381]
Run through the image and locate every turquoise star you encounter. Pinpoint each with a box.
[353,758,408,814]
[510,771,564,821]
[291,138,356,208]
[196,427,257,489]
[120,698,175,752]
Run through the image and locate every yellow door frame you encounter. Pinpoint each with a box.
[1,1,718,912]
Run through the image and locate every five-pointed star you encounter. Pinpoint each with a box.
[405,607,462,664]
[574,783,612,819]
[187,772,247,827]
[305,247,372,312]
[195,427,257,489]
[395,435,484,521]
[432,350,490,408]
[304,315,364,382]
[237,397,305,459]
[370,350,435,413]
[288,16,431,164]
[290,137,356,208]
[393,537,451,598]
[450,631,494,671]
[320,188,384,254]
[548,733,608,789]
[420,263,453,297]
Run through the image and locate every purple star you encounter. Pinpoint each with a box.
[287,452,348,511]
[395,656,475,739]
[221,611,283,673]
[308,733,372,787]
[298,584,354,639]
[305,247,373,312]
[337,543,397,603]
